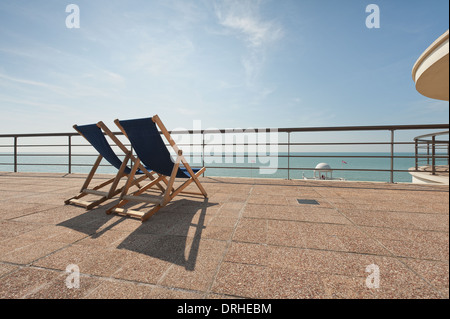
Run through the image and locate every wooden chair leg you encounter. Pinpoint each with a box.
[80,155,103,192]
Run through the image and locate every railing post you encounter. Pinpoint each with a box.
[447,143,450,165]
[287,132,290,180]
[14,136,18,173]
[390,129,395,183]
[414,139,418,171]
[202,131,205,177]
[68,135,72,174]
[431,136,436,175]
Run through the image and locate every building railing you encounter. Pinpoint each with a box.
[1,123,449,183]
[414,130,449,175]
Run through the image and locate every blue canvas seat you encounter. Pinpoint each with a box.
[116,117,202,178]
[107,115,207,222]
[76,123,133,173]
[65,121,159,210]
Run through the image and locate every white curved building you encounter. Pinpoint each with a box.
[412,30,449,101]
[410,30,449,185]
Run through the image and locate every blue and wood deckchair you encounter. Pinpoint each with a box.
[65,121,161,210]
[107,115,207,222]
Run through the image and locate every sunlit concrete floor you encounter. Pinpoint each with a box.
[0,172,448,299]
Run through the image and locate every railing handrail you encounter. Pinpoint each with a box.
[414,130,449,142]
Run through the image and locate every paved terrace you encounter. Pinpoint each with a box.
[0,172,448,299]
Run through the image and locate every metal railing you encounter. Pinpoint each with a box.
[414,130,449,175]
[1,123,449,183]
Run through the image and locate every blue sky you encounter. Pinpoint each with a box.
[0,0,448,134]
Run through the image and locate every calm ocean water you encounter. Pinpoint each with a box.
[0,152,418,183]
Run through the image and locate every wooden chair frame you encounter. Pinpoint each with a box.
[107,115,208,222]
[65,121,162,210]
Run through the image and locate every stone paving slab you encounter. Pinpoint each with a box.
[0,172,448,299]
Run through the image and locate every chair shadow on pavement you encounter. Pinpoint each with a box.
[59,197,217,271]
[58,199,125,236]
[117,198,215,271]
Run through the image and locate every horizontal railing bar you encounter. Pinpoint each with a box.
[12,163,148,168]
[415,155,449,158]
[199,124,450,134]
[67,142,420,147]
[4,163,432,174]
[1,154,72,157]
[275,124,450,133]
[417,162,448,164]
[416,140,449,143]
[16,163,68,166]
[0,133,81,138]
[65,141,443,145]
[69,143,132,147]
[7,142,446,149]
[13,144,72,148]
[417,143,449,146]
[71,164,122,167]
[203,155,433,159]
[166,142,419,146]
[285,142,417,146]
[88,141,442,146]
[417,159,448,164]
[1,141,445,147]
[414,130,449,141]
[9,160,423,171]
[204,166,417,173]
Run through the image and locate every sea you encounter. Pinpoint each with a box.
[0,152,428,183]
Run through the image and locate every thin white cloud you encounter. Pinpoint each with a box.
[0,69,124,101]
[215,0,283,49]
[0,72,71,97]
[0,95,73,113]
[214,0,283,89]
